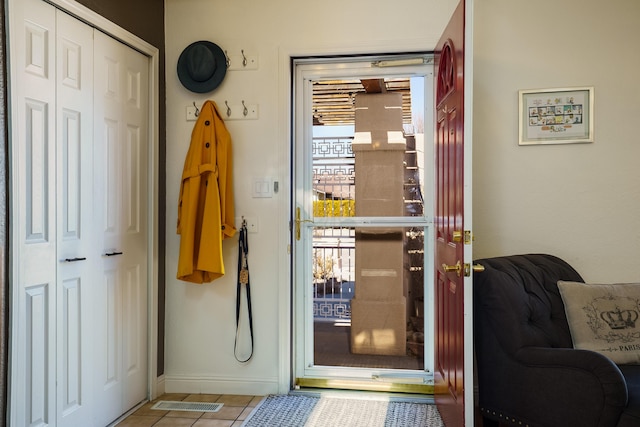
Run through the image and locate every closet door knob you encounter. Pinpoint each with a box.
[104,251,123,257]
[62,257,87,262]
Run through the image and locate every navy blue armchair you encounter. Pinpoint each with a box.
[473,254,640,427]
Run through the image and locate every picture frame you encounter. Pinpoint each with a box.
[518,86,594,145]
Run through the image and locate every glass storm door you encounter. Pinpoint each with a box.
[293,56,435,392]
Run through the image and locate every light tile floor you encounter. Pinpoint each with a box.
[116,393,264,427]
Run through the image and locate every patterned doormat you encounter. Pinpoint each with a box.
[241,394,444,427]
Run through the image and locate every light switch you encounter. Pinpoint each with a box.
[252,177,273,198]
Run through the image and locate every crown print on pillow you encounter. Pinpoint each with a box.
[558,280,640,364]
[600,307,638,330]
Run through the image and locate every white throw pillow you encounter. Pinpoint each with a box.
[557,280,640,364]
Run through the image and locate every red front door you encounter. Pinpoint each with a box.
[434,1,467,425]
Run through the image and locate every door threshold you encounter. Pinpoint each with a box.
[291,386,435,404]
[295,377,434,395]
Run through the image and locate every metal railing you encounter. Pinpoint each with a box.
[312,238,354,322]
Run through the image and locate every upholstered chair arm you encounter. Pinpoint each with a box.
[513,347,627,427]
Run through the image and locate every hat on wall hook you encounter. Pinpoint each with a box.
[177,40,227,93]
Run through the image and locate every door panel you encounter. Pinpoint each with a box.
[119,33,149,413]
[434,1,469,426]
[93,29,149,425]
[56,9,94,426]
[25,284,51,426]
[12,1,96,425]
[12,1,58,424]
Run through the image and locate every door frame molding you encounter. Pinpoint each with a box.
[463,0,475,423]
[276,39,434,394]
[7,0,161,401]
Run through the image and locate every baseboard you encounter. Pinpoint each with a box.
[164,374,280,396]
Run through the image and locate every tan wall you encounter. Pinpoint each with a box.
[473,0,640,283]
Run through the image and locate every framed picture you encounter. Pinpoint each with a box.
[519,86,594,145]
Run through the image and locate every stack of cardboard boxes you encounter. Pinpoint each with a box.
[350,92,407,356]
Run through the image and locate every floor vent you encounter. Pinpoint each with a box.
[151,401,224,413]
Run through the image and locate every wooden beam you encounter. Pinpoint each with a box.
[360,78,386,93]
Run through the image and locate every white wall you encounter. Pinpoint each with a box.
[164,0,458,394]
[473,0,640,283]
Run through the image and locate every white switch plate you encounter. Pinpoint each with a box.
[252,177,273,198]
[236,216,258,233]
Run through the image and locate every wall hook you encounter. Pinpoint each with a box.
[242,100,248,116]
[192,101,200,117]
[241,49,247,67]
[225,100,232,117]
[224,50,230,67]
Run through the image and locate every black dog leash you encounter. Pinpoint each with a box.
[235,222,254,362]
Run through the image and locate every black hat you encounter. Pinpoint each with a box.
[177,41,227,93]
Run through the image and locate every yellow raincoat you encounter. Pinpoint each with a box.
[177,100,235,283]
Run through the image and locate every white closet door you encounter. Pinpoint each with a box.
[10,0,58,425]
[9,0,96,425]
[55,9,95,427]
[10,0,150,425]
[92,30,149,426]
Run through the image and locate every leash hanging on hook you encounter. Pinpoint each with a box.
[235,217,254,362]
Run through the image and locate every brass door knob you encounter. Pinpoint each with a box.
[472,264,485,272]
[464,263,485,276]
[294,207,314,240]
[442,261,462,277]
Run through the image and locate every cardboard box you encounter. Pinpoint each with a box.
[355,275,405,301]
[353,93,405,151]
[354,151,404,216]
[354,229,404,301]
[350,298,407,356]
